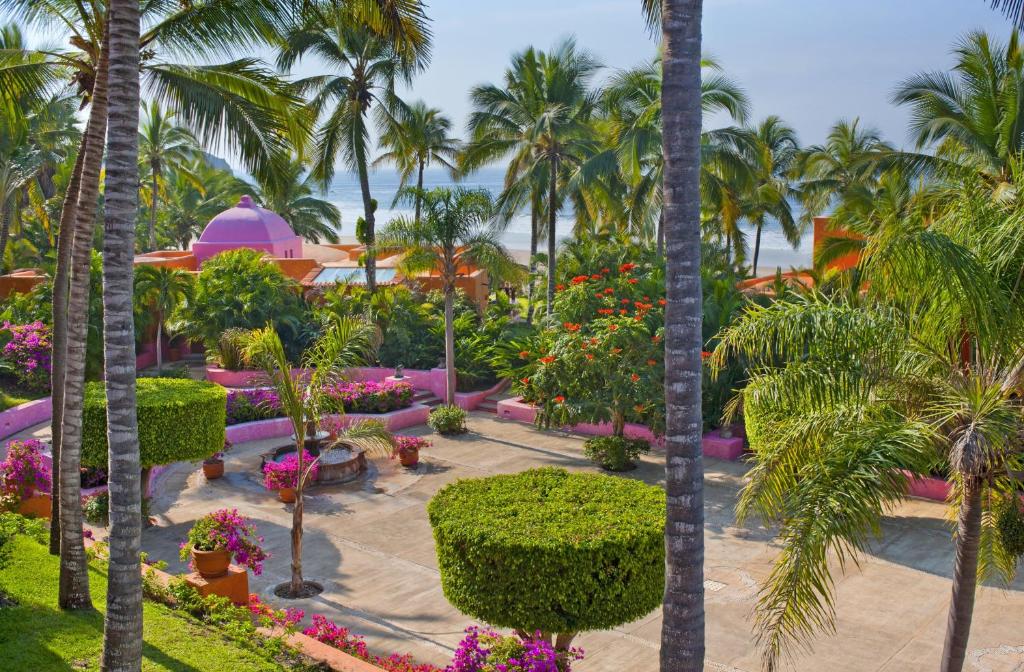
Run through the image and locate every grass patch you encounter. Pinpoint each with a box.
[0,379,44,411]
[0,535,289,671]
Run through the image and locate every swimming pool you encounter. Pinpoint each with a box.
[312,267,399,285]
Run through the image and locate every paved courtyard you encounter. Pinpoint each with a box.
[29,413,1024,671]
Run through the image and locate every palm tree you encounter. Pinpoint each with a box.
[893,31,1024,191]
[464,38,601,317]
[648,1,707,670]
[713,185,1024,672]
[133,265,193,373]
[377,187,520,403]
[244,316,393,597]
[162,158,248,249]
[794,118,892,225]
[100,0,143,666]
[277,8,427,292]
[741,116,800,274]
[138,101,197,251]
[374,100,459,223]
[251,156,340,244]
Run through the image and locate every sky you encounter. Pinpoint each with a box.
[12,0,1014,153]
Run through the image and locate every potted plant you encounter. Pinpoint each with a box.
[262,450,318,503]
[394,436,429,468]
[202,439,231,480]
[0,439,51,517]
[179,508,267,578]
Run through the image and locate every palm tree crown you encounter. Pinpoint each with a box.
[252,156,340,244]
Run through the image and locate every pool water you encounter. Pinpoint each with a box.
[313,267,399,285]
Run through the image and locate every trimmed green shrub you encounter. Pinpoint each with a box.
[81,378,227,468]
[583,436,650,471]
[428,468,665,635]
[997,497,1024,559]
[428,404,467,435]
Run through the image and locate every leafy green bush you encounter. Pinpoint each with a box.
[997,497,1024,559]
[583,436,650,471]
[210,328,252,371]
[428,468,664,635]
[81,378,227,468]
[428,405,467,435]
[0,512,47,573]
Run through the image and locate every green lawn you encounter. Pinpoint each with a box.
[0,381,43,411]
[0,536,289,671]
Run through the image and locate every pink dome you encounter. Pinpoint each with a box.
[192,195,303,264]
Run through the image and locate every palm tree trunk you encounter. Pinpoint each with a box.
[49,134,89,554]
[100,1,143,668]
[659,1,706,671]
[0,204,10,271]
[154,315,163,373]
[59,23,111,612]
[149,157,159,251]
[415,158,424,224]
[546,156,558,316]
[939,476,982,672]
[526,190,539,325]
[290,433,305,596]
[356,134,376,292]
[657,210,665,257]
[751,220,763,277]
[444,281,456,405]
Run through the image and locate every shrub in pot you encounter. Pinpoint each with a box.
[203,439,232,480]
[0,439,51,511]
[262,450,318,502]
[180,508,267,578]
[428,405,467,435]
[394,436,430,468]
[429,468,664,651]
[583,436,650,472]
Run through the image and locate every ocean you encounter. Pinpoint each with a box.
[324,166,812,272]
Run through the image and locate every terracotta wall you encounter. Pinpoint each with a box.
[133,250,198,272]
[0,270,46,299]
[813,216,862,272]
[270,257,321,282]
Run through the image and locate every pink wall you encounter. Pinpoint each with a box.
[0,397,51,440]
[225,404,431,443]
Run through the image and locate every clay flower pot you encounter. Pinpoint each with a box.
[17,492,51,519]
[398,447,419,468]
[202,459,224,480]
[191,546,230,578]
[278,487,296,503]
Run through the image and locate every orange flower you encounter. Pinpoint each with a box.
[597,308,614,315]
[658,298,667,306]
[619,309,628,315]
[619,262,636,273]
[621,298,631,305]
[701,351,712,360]
[601,267,610,274]
[595,293,604,299]
[571,275,589,285]
[518,350,530,359]
[652,335,662,343]
[520,377,530,385]
[608,325,619,332]
[604,287,615,295]
[634,404,645,413]
[589,337,599,345]
[563,322,581,332]
[554,395,565,404]
[630,373,640,382]
[556,283,565,291]
[643,295,650,301]
[539,356,556,364]
[590,274,602,280]
[585,353,594,361]
[647,359,657,366]
[612,347,623,354]
[627,278,639,285]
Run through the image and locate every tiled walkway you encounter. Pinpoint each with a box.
[35,413,1024,671]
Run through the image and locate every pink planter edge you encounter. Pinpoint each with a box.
[901,470,952,502]
[0,397,52,441]
[454,379,509,411]
[206,366,311,388]
[225,404,432,444]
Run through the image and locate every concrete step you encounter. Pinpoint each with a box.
[477,401,499,414]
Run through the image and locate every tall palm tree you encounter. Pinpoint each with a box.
[101,0,143,666]
[244,317,393,597]
[278,8,427,292]
[251,156,340,243]
[374,100,459,223]
[133,265,193,373]
[162,158,249,249]
[893,31,1024,191]
[138,100,197,251]
[741,116,800,274]
[377,187,520,403]
[794,118,892,225]
[648,0,707,670]
[714,184,1024,672]
[463,38,601,317]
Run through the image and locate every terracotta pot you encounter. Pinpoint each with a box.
[16,493,50,519]
[202,459,224,480]
[191,546,230,578]
[398,448,419,468]
[278,487,296,503]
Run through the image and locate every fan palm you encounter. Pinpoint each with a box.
[893,30,1024,192]
[133,265,193,373]
[139,101,197,251]
[463,38,601,317]
[252,156,340,244]
[244,316,393,597]
[278,8,426,292]
[713,184,1024,672]
[374,100,459,223]
[377,187,521,403]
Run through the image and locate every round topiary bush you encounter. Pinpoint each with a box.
[428,467,665,636]
[81,378,227,468]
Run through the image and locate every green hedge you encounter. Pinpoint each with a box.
[428,468,665,634]
[82,378,226,468]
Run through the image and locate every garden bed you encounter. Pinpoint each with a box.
[225,405,431,444]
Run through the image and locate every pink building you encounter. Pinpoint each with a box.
[191,195,303,264]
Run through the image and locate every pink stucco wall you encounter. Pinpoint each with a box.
[0,397,51,440]
[902,470,952,502]
[225,404,431,443]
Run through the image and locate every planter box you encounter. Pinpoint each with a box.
[206,367,312,388]
[902,470,951,502]
[225,404,431,444]
[702,429,746,461]
[17,492,50,518]
[0,397,51,441]
[454,379,509,411]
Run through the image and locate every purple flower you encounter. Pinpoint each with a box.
[1,322,52,393]
[0,439,50,507]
